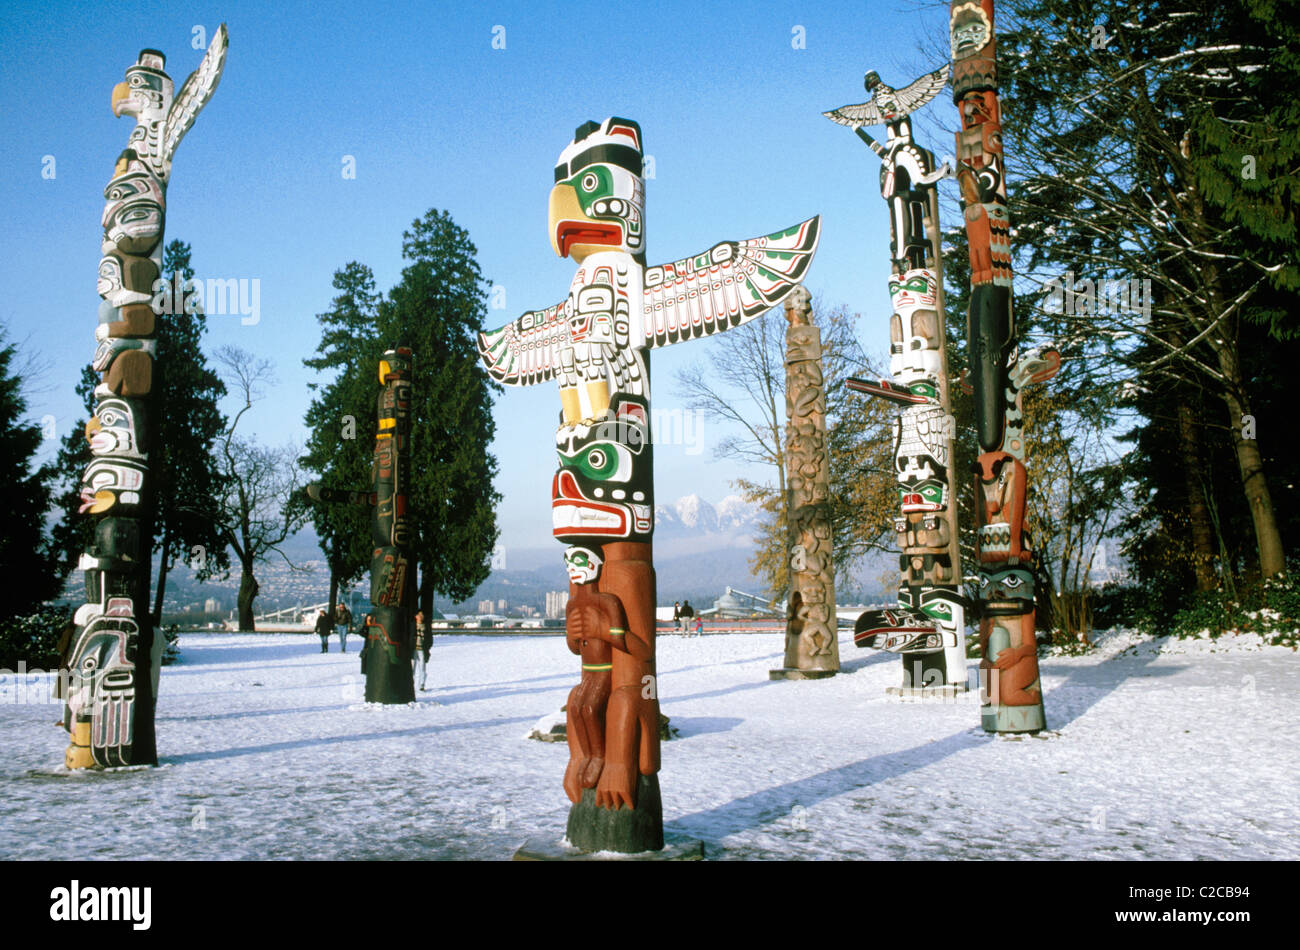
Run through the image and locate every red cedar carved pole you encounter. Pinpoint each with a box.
[478,118,819,852]
[950,0,1060,732]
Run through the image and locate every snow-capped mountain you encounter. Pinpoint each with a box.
[654,493,760,538]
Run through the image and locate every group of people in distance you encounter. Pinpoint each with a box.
[673,600,702,637]
[314,602,353,653]
[312,602,433,692]
[309,597,697,695]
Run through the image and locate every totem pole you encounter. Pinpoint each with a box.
[306,348,416,704]
[950,0,1060,732]
[824,66,970,691]
[770,286,839,681]
[63,29,227,769]
[478,117,819,852]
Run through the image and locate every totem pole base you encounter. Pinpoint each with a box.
[514,834,702,861]
[563,774,664,854]
[982,703,1046,734]
[769,667,838,681]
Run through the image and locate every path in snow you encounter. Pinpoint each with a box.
[2,629,1296,860]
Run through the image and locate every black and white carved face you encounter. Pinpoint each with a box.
[111,51,171,121]
[97,251,159,301]
[102,154,165,255]
[65,598,138,744]
[79,457,146,514]
[889,269,943,386]
[86,397,146,459]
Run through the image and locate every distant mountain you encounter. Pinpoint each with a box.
[653,493,761,541]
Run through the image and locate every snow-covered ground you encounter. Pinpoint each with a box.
[2,628,1296,860]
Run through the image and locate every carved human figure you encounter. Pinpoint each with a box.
[562,546,615,803]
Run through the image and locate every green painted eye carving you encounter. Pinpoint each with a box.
[581,446,617,480]
[566,165,613,204]
[923,601,953,621]
[559,440,632,482]
[910,382,938,398]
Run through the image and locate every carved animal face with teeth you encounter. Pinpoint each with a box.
[551,394,653,543]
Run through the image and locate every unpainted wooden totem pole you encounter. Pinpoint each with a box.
[824,66,969,691]
[950,0,1060,732]
[63,28,227,769]
[770,285,839,680]
[306,348,417,704]
[477,117,819,852]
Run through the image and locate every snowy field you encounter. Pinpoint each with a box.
[2,628,1297,860]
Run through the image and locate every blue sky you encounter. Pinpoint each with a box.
[2,0,961,549]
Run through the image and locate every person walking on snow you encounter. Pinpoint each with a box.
[314,608,331,653]
[336,601,352,653]
[413,610,431,691]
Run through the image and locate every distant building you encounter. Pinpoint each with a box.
[545,590,569,619]
[477,599,494,615]
[204,598,218,613]
[498,598,507,611]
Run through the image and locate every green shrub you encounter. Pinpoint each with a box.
[1140,573,1299,648]
[0,603,72,669]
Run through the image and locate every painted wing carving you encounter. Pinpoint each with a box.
[161,23,229,171]
[477,301,569,387]
[642,215,820,349]
[823,100,886,129]
[823,65,950,128]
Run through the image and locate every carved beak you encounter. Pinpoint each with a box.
[549,183,621,260]
[111,82,131,116]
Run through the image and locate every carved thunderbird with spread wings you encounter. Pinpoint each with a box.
[823,65,950,130]
[477,215,820,389]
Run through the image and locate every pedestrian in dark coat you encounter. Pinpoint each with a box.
[679,600,695,636]
[314,609,331,653]
[335,602,352,653]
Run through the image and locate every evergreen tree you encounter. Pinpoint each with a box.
[994,0,1299,588]
[48,364,97,580]
[0,327,61,614]
[377,209,501,616]
[302,263,384,625]
[149,240,231,622]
